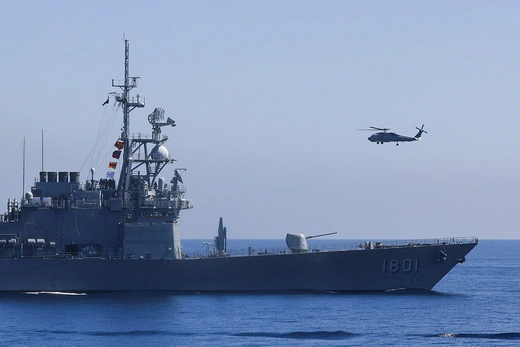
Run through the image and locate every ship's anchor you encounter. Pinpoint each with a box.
[456,256,466,264]
[434,250,448,263]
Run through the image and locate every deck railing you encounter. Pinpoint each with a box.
[183,237,478,259]
[8,237,477,260]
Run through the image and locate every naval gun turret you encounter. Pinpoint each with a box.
[286,232,337,253]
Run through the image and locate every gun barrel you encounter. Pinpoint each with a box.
[305,232,337,239]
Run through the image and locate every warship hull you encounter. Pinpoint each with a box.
[0,240,476,292]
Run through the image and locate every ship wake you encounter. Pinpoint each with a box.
[23,291,87,296]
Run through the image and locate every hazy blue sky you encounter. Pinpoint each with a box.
[1,1,519,239]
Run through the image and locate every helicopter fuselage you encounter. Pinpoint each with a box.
[368,132,419,145]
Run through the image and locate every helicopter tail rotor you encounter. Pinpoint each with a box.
[414,124,427,139]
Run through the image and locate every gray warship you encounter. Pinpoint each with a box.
[0,41,477,292]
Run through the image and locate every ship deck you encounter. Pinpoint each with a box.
[13,236,478,260]
[185,236,478,259]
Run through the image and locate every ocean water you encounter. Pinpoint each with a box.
[0,239,518,346]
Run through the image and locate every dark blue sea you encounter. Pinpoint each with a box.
[0,239,518,346]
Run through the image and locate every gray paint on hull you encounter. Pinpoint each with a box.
[0,243,476,292]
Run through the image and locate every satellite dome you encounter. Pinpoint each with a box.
[151,145,169,160]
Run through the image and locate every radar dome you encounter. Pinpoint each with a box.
[25,192,34,200]
[151,145,169,160]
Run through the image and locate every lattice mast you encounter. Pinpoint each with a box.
[112,39,145,195]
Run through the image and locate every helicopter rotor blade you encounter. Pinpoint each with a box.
[370,126,390,132]
[357,126,390,132]
[415,124,428,134]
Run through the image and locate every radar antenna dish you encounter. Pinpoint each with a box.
[174,169,184,184]
[148,108,176,129]
[148,108,176,141]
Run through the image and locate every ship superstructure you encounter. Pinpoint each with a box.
[0,40,191,262]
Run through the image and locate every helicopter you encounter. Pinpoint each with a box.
[362,125,427,145]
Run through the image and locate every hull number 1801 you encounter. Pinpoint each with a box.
[382,258,419,273]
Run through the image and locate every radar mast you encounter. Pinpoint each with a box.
[112,39,145,195]
[111,40,178,205]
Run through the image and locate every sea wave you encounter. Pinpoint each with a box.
[431,332,520,340]
[35,329,183,337]
[233,331,356,340]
